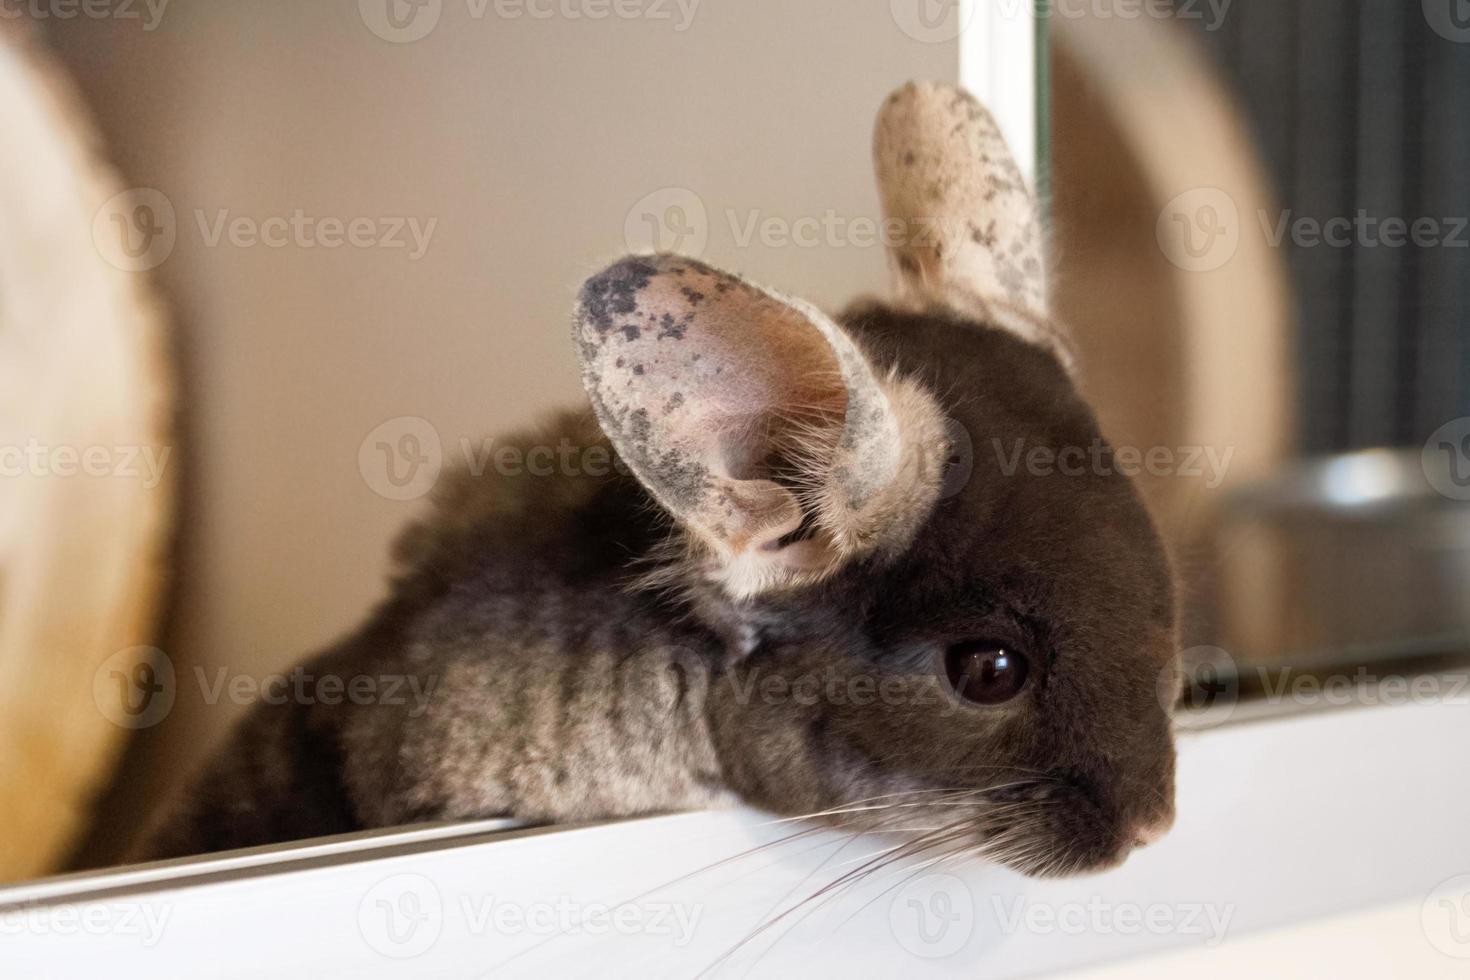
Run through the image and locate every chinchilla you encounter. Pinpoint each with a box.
[142,82,1178,877]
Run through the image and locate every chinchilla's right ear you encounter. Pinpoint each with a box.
[873,80,1074,372]
[573,254,948,599]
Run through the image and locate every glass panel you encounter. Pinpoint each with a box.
[1048,0,1470,713]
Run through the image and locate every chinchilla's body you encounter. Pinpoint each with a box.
[145,83,1180,877]
[149,411,735,855]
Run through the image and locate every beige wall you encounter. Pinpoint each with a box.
[42,1,956,863]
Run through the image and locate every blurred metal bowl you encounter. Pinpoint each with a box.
[1213,448,1470,662]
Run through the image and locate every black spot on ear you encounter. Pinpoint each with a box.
[622,324,640,341]
[657,313,689,340]
[632,364,645,375]
[579,257,655,338]
[681,287,706,305]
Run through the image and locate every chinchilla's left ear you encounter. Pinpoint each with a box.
[873,81,1074,372]
[573,254,948,598]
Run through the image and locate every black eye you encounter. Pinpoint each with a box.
[944,641,1030,705]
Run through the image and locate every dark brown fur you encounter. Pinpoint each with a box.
[144,82,1178,877]
[145,302,1175,877]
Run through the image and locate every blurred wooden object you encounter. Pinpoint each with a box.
[1050,11,1294,637]
[0,23,173,881]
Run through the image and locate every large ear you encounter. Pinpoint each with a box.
[574,255,948,597]
[873,81,1073,370]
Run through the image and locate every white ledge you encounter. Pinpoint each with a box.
[4,700,1469,976]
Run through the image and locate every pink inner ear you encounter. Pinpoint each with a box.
[577,255,849,490]
[678,290,850,427]
[714,420,771,482]
[576,254,937,589]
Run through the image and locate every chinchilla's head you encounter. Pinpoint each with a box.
[573,82,1178,877]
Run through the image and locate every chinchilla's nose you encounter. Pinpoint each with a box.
[1129,810,1175,849]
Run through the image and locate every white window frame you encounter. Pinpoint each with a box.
[959,0,1039,179]
[5,699,1468,977]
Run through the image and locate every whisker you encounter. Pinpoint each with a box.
[696,818,981,976]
